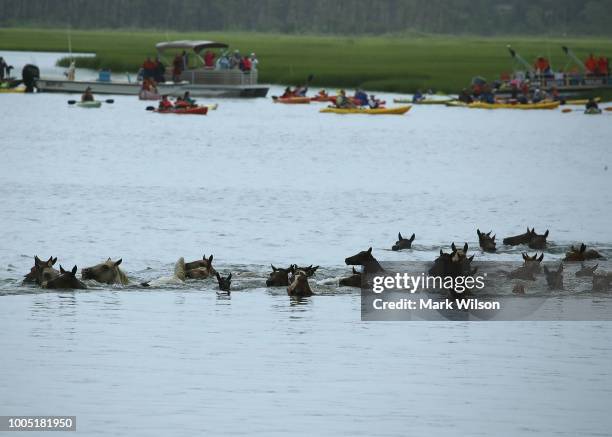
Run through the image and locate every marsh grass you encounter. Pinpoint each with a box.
[2,28,611,93]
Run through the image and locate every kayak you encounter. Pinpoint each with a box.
[155,106,208,115]
[0,87,25,93]
[469,101,560,110]
[564,97,601,105]
[394,97,453,105]
[311,94,335,102]
[320,105,411,115]
[272,96,311,104]
[76,101,102,108]
[446,100,560,110]
[585,107,602,115]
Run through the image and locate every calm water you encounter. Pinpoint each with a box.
[1,52,612,436]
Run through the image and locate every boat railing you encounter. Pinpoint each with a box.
[165,68,258,86]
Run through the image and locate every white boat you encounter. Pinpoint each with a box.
[36,40,269,98]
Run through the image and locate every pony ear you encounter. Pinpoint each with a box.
[410,233,415,241]
[580,243,586,253]
[398,232,403,240]
[463,243,468,252]
[208,254,213,263]
[60,265,66,274]
[203,254,206,260]
[477,229,481,236]
[71,265,78,275]
[492,234,496,241]
[35,255,41,265]
[367,247,372,253]
[215,271,221,281]
[451,242,457,251]
[271,264,277,271]
[538,253,544,262]
[544,230,549,237]
[468,255,474,262]
[227,273,232,281]
[522,253,527,260]
[115,258,122,266]
[107,257,112,262]
[352,267,357,274]
[440,249,444,256]
[52,257,58,265]
[592,264,599,271]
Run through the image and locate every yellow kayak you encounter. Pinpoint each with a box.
[447,101,560,110]
[563,97,601,105]
[320,105,411,115]
[0,86,25,93]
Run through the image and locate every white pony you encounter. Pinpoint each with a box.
[143,257,186,287]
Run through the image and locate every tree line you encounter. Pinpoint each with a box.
[0,0,611,36]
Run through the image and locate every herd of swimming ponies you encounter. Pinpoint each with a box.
[20,227,611,297]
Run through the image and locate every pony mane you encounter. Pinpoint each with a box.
[174,257,186,281]
[116,267,129,285]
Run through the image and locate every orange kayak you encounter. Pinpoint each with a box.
[272,96,311,104]
[155,106,208,115]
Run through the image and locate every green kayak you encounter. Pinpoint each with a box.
[77,101,102,108]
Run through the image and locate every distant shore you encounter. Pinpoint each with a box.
[1,28,611,93]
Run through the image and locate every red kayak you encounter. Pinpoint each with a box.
[314,95,386,106]
[155,106,208,115]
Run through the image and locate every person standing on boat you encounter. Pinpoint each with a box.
[142,57,156,79]
[154,57,165,83]
[204,50,215,68]
[0,57,8,80]
[250,53,258,71]
[172,53,183,82]
[597,57,609,77]
[585,54,597,76]
[81,87,94,102]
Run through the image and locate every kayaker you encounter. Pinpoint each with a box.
[174,96,190,108]
[354,89,368,106]
[532,88,543,103]
[335,90,356,109]
[412,89,423,103]
[458,88,473,103]
[158,95,173,110]
[534,56,551,75]
[240,56,252,72]
[280,87,295,98]
[182,91,196,106]
[368,94,380,109]
[294,84,308,97]
[585,98,599,111]
[81,87,94,102]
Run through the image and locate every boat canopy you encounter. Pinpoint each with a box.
[156,40,229,53]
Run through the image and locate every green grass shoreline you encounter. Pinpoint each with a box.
[2,28,612,93]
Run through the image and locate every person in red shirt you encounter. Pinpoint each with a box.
[534,56,550,74]
[585,54,597,75]
[241,56,252,72]
[204,50,215,68]
[597,57,609,76]
[158,95,173,110]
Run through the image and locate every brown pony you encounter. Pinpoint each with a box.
[24,255,58,284]
[476,229,496,253]
[266,264,295,287]
[543,263,564,290]
[43,265,87,289]
[339,267,361,288]
[564,244,602,262]
[81,258,129,285]
[287,271,314,297]
[391,232,415,251]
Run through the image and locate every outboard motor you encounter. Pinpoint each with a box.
[22,64,40,92]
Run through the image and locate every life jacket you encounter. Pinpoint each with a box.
[159,100,173,109]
